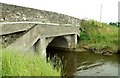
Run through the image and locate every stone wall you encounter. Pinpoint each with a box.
[0,3,81,25]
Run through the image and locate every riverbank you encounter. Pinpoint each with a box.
[1,49,60,76]
[78,20,119,55]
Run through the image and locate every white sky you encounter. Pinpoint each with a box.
[0,0,119,23]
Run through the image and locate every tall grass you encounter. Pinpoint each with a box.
[1,49,60,76]
[0,60,1,77]
[79,20,119,52]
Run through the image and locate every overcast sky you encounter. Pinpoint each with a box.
[0,0,119,23]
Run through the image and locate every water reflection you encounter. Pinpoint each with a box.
[46,49,118,76]
[47,50,77,76]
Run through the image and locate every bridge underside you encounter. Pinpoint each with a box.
[1,23,80,58]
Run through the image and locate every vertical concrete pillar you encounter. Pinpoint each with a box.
[74,33,78,48]
[68,34,77,49]
[65,34,77,49]
[36,37,46,58]
[65,33,77,49]
[71,34,77,49]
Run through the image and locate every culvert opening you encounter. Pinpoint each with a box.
[46,36,69,52]
[46,36,69,61]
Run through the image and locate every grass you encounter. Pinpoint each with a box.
[0,48,2,77]
[1,49,60,76]
[79,20,119,53]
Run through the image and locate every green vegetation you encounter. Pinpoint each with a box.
[79,20,119,53]
[0,48,2,77]
[109,22,119,27]
[1,49,60,76]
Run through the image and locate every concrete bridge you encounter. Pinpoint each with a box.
[1,22,80,57]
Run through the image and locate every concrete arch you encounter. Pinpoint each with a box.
[46,36,69,50]
[30,34,77,58]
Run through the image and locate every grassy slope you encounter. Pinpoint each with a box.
[79,20,119,53]
[1,49,60,76]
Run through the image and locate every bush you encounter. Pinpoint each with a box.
[80,20,119,52]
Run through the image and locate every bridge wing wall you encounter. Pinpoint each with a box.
[0,23,35,35]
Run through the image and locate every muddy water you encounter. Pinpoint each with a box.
[46,50,118,76]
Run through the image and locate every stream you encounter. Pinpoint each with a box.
[46,50,119,76]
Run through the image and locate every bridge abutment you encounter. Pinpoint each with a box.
[35,37,46,58]
[64,34,77,49]
[70,34,77,49]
